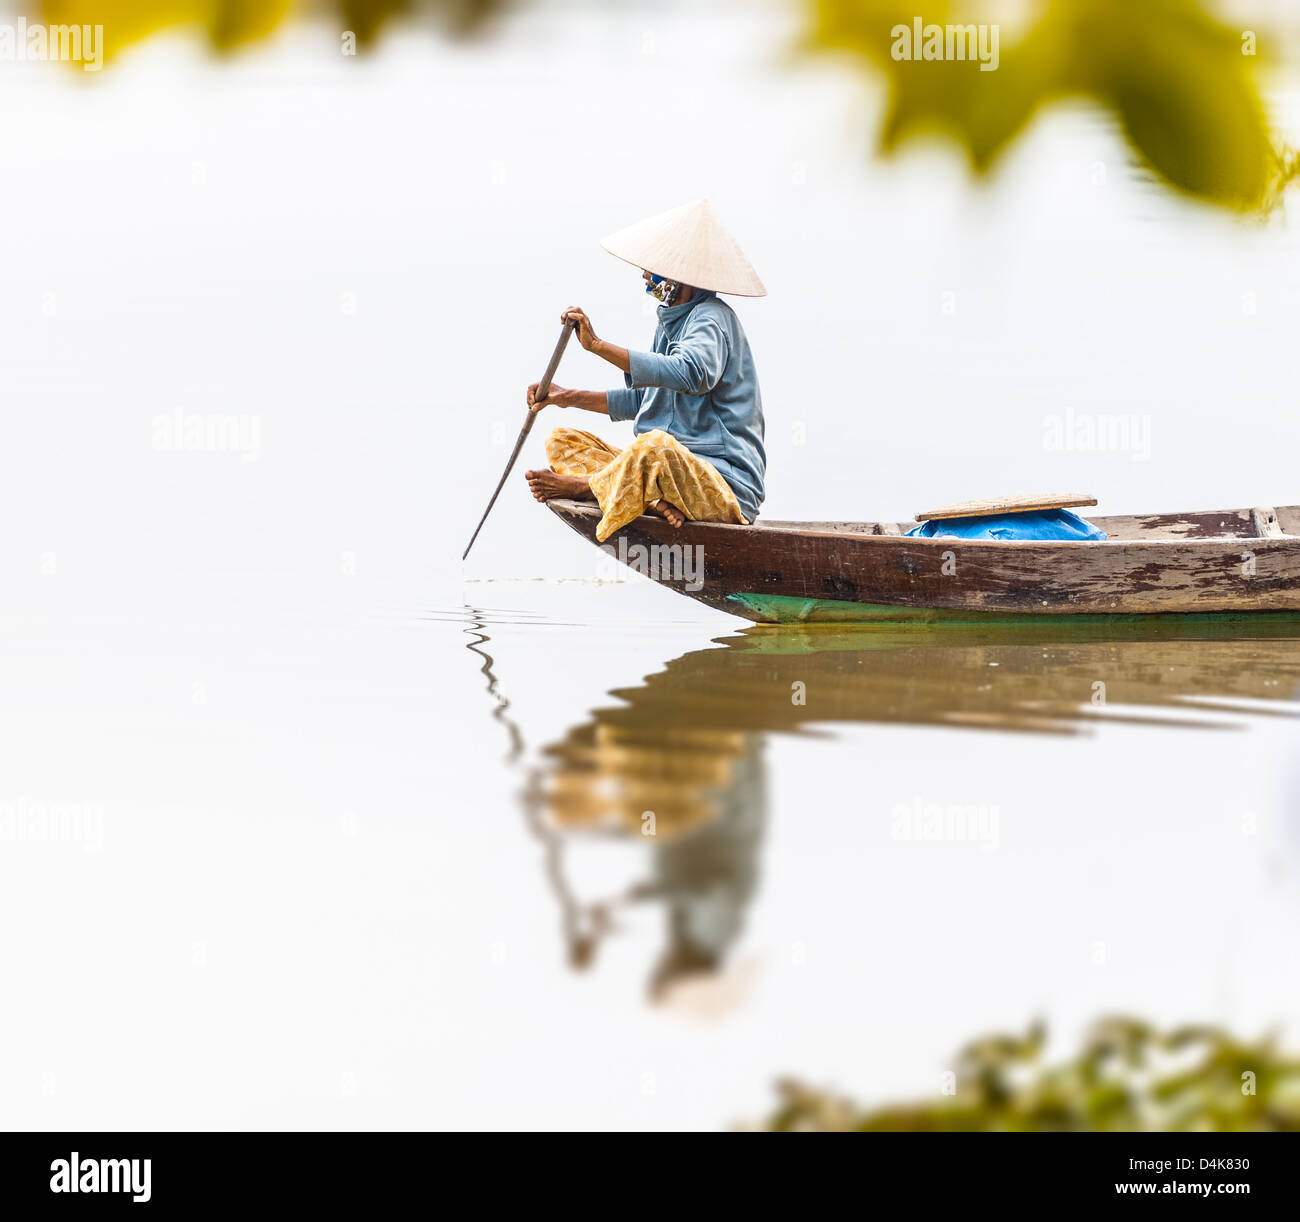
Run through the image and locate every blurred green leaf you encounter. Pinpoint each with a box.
[342,0,412,46]
[30,0,1289,215]
[42,0,293,55]
[811,0,1276,211]
[38,0,503,59]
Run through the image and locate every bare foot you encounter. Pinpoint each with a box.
[647,499,685,528]
[525,469,592,503]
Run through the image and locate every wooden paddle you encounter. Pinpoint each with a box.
[462,319,577,561]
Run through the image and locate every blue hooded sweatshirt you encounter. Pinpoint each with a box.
[605,290,765,522]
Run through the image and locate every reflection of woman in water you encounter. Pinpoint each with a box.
[475,612,1300,1002]
[542,715,767,1003]
[642,740,766,1000]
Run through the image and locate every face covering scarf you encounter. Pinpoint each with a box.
[646,273,683,305]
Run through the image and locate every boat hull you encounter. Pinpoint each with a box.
[546,500,1300,624]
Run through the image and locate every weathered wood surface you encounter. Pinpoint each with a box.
[915,493,1097,522]
[547,499,1300,622]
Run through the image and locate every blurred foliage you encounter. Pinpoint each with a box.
[38,0,502,55]
[758,1018,1300,1131]
[811,0,1281,212]
[1260,142,1300,214]
[43,0,290,53]
[30,0,1297,213]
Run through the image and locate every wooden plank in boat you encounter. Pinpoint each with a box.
[915,493,1097,522]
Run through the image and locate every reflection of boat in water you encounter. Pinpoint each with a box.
[636,618,1300,736]
[542,619,1300,772]
[470,612,1300,998]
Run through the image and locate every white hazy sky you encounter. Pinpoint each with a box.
[2,4,1298,587]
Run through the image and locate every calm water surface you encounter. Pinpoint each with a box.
[3,573,1300,1130]
[453,581,1300,1126]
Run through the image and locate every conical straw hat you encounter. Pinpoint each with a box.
[600,199,766,297]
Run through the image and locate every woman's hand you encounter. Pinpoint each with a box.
[561,307,599,352]
[561,306,630,374]
[528,382,568,412]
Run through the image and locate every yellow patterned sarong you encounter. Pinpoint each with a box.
[545,427,747,543]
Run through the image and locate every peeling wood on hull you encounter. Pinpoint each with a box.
[545,499,1300,624]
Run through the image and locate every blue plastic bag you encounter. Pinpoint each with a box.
[906,508,1107,541]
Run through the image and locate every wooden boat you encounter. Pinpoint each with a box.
[546,500,1300,624]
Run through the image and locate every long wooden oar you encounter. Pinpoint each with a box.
[462,319,576,561]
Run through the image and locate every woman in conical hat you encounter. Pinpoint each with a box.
[524,199,767,542]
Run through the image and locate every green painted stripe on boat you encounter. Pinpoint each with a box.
[725,591,1300,628]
